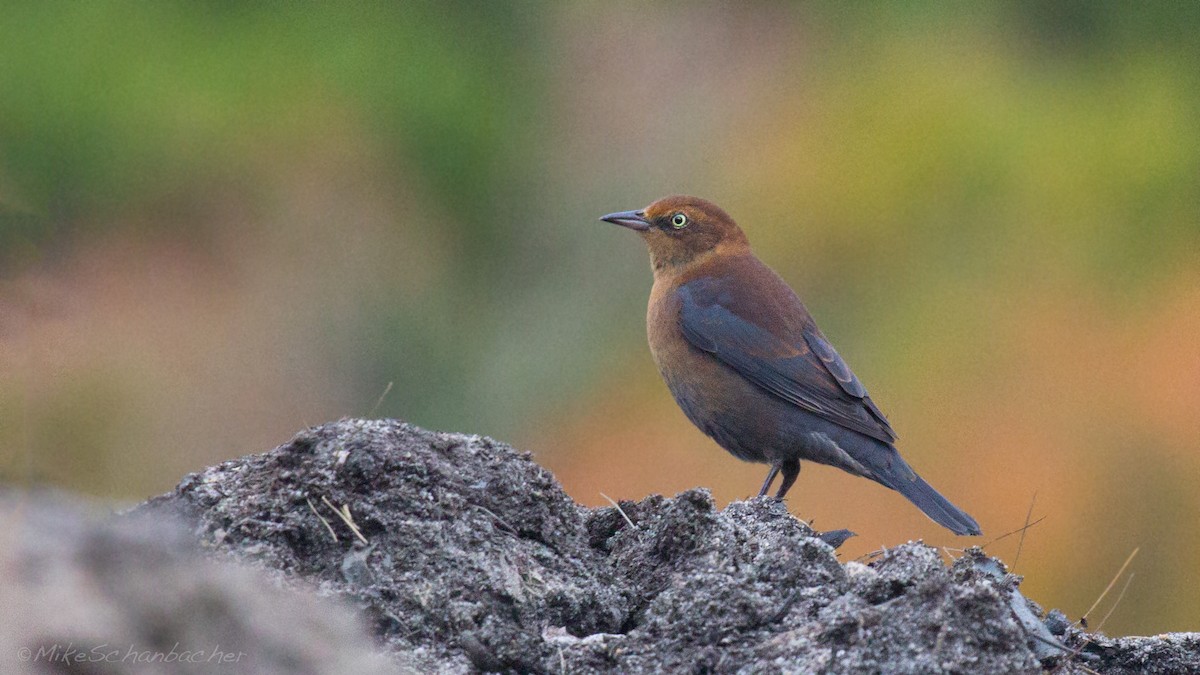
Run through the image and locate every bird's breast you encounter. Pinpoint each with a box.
[646,277,695,387]
[646,277,776,462]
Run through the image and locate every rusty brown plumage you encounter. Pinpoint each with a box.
[600,195,981,535]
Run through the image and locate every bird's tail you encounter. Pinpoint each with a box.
[874,462,982,536]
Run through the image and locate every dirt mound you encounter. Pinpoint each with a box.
[126,418,1197,674]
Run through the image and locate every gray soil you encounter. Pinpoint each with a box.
[4,419,1197,673]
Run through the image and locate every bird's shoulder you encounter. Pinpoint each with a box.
[673,253,813,348]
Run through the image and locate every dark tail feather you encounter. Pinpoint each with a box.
[877,467,982,536]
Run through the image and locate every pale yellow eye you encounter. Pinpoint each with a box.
[671,213,688,229]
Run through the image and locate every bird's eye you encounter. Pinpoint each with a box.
[671,213,688,229]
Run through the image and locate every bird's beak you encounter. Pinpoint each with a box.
[600,209,651,231]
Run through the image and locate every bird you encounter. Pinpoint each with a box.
[600,195,981,535]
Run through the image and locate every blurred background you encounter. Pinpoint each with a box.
[2,2,1198,637]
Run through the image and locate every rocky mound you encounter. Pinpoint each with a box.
[4,419,1196,673]
[124,418,1197,674]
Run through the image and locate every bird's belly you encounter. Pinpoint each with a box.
[651,338,875,475]
[652,342,788,463]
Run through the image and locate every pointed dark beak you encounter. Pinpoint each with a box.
[600,209,651,231]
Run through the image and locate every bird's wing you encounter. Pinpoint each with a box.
[802,329,896,440]
[677,278,897,443]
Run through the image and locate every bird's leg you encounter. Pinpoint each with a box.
[757,464,781,498]
[773,458,801,500]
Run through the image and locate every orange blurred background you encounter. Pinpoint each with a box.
[2,3,1198,637]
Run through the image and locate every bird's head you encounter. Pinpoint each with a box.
[601,195,749,271]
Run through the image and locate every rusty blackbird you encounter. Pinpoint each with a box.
[601,195,981,535]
